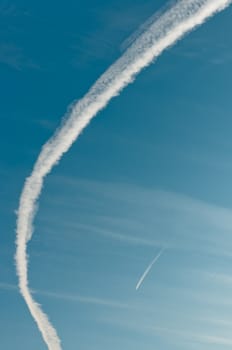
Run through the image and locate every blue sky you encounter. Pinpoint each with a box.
[1,0,232,349]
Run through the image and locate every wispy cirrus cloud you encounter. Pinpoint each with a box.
[98,313,232,348]
[153,326,232,347]
[0,43,39,70]
[42,175,232,256]
[0,3,38,70]
[0,1,29,17]
[0,282,129,309]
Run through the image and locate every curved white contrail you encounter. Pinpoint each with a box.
[15,1,232,349]
[136,248,164,290]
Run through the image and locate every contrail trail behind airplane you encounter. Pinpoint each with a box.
[15,1,232,349]
[136,249,164,290]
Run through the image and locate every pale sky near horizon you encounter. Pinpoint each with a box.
[1,1,232,349]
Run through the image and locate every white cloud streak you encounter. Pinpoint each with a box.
[0,282,129,309]
[15,1,232,349]
[35,289,130,309]
[153,325,232,346]
[136,248,164,290]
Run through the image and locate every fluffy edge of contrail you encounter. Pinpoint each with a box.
[15,1,232,349]
[120,0,177,52]
[136,248,164,290]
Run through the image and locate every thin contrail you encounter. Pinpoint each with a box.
[136,249,164,290]
[15,1,232,349]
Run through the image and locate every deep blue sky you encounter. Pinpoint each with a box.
[1,1,232,349]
